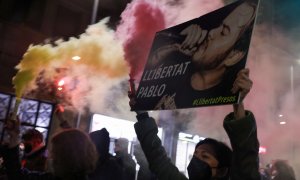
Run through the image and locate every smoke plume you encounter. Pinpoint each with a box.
[13,18,129,114]
[13,0,300,175]
[116,0,166,81]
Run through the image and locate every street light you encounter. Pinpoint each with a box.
[290,65,294,101]
[91,0,100,24]
[72,56,81,61]
[279,121,286,125]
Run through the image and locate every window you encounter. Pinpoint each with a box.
[0,92,54,144]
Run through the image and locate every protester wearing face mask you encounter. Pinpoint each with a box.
[187,138,232,180]
[129,68,261,180]
[21,129,48,171]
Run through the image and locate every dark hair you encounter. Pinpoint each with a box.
[272,160,296,180]
[21,129,43,143]
[195,138,232,168]
[50,128,98,179]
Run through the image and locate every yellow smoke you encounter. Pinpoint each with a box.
[13,44,55,98]
[12,18,129,100]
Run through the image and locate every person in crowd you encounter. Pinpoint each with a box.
[129,68,261,180]
[89,128,122,180]
[2,118,98,180]
[114,137,136,180]
[21,128,48,171]
[260,163,274,180]
[133,142,158,180]
[269,159,296,180]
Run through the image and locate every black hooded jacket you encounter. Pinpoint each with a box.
[89,128,122,180]
[134,111,261,180]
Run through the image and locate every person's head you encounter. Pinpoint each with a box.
[21,129,44,154]
[192,1,257,71]
[187,138,232,180]
[114,138,129,154]
[89,128,110,158]
[271,159,296,180]
[50,128,98,179]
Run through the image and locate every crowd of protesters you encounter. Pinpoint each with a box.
[0,68,296,180]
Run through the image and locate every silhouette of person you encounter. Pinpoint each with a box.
[89,128,122,180]
[114,138,136,180]
[21,129,48,171]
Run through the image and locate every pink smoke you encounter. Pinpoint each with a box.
[163,0,224,27]
[115,0,300,175]
[116,0,166,81]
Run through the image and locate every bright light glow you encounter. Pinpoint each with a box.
[91,114,136,141]
[278,114,283,118]
[194,136,205,143]
[193,135,200,142]
[19,143,24,150]
[280,121,287,125]
[192,135,205,143]
[179,132,193,138]
[259,146,267,154]
[90,114,163,141]
[72,56,81,61]
[57,87,63,91]
[179,132,205,143]
[58,80,65,86]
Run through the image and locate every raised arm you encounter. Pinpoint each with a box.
[231,68,252,120]
[224,68,261,180]
[128,91,187,180]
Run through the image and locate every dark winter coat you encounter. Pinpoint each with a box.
[2,146,89,180]
[134,111,261,180]
[22,145,48,171]
[114,151,136,180]
[89,128,122,180]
